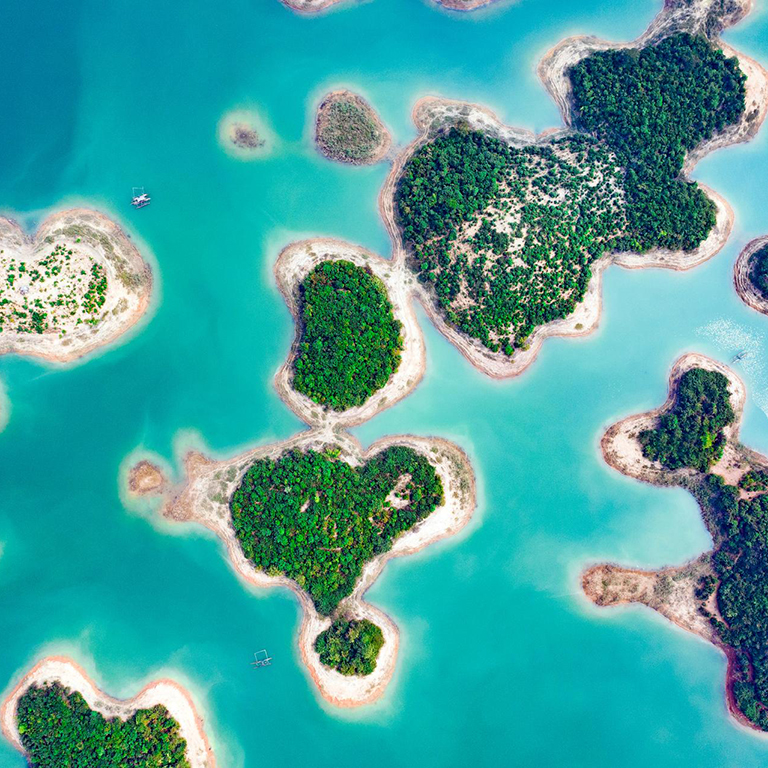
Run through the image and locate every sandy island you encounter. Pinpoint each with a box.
[0,209,152,363]
[338,0,767,380]
[1,656,216,768]
[587,351,768,732]
[129,428,475,708]
[127,459,168,497]
[274,238,425,428]
[734,235,768,316]
[314,90,392,165]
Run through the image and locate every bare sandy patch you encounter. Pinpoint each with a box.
[127,460,167,497]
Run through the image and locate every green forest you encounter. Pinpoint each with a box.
[394,33,745,354]
[314,618,385,676]
[571,33,745,252]
[632,366,768,730]
[749,244,768,301]
[230,446,443,615]
[292,260,403,411]
[639,368,734,471]
[16,682,190,768]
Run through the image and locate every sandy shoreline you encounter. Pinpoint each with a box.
[314,90,392,165]
[588,351,768,733]
[136,427,475,708]
[734,235,768,316]
[0,208,153,364]
[360,0,767,379]
[1,656,216,768]
[274,238,425,428]
[599,353,747,488]
[582,556,716,642]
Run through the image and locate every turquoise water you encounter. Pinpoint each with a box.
[3,0,768,765]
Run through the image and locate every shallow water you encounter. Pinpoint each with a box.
[2,0,768,765]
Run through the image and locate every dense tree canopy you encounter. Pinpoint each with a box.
[571,33,746,252]
[694,475,768,730]
[314,618,385,676]
[749,244,768,301]
[292,260,403,411]
[396,129,624,352]
[639,368,734,471]
[395,33,745,355]
[629,366,768,730]
[230,446,444,615]
[16,682,190,768]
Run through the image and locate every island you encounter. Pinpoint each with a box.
[734,236,768,316]
[280,0,767,380]
[217,108,271,160]
[0,209,152,363]
[1,656,216,767]
[127,429,475,707]
[314,90,391,165]
[274,239,425,428]
[586,353,768,732]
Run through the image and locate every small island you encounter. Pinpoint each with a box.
[734,236,768,316]
[587,353,768,732]
[1,657,216,768]
[0,209,152,363]
[274,239,424,428]
[130,429,475,707]
[127,459,167,497]
[314,90,391,165]
[278,0,497,13]
[217,108,271,160]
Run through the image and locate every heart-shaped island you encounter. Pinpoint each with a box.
[0,208,152,363]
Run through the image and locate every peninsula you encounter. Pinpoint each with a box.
[314,90,391,165]
[734,236,768,316]
[1,656,216,768]
[126,430,475,708]
[586,353,768,733]
[0,209,152,362]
